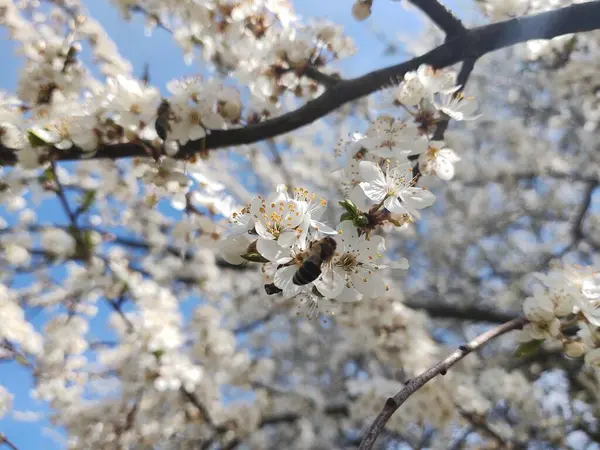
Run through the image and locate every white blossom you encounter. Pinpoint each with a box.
[359,160,436,219]
[418,141,460,180]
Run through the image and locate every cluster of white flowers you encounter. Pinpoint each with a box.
[0,0,355,171]
[4,0,600,448]
[0,384,13,420]
[520,265,600,366]
[0,284,43,355]
[219,64,480,313]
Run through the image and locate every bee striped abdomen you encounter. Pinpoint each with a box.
[293,260,321,285]
[292,236,337,286]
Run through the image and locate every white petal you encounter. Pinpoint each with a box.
[336,285,362,303]
[257,239,291,263]
[336,221,359,250]
[171,193,187,211]
[389,257,409,270]
[583,274,600,299]
[311,220,336,235]
[348,185,371,211]
[221,235,251,265]
[278,230,299,248]
[314,267,345,299]
[439,148,460,163]
[435,157,456,181]
[351,269,386,298]
[357,235,385,263]
[383,196,405,214]
[254,220,273,239]
[359,161,385,184]
[402,188,436,209]
[274,266,303,299]
[360,181,387,202]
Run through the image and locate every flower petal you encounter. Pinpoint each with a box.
[257,239,291,263]
[314,266,345,299]
[336,284,362,303]
[335,221,359,251]
[274,266,304,299]
[357,235,385,263]
[311,220,337,235]
[351,268,386,298]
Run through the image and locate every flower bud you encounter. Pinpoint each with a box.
[352,1,372,21]
[564,341,585,358]
[353,214,369,227]
[339,199,359,215]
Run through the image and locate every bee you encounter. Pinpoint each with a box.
[293,236,337,285]
[155,98,173,141]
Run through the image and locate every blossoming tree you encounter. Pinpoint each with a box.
[1,0,600,448]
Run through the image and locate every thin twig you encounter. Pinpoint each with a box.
[571,181,598,241]
[266,139,293,188]
[50,162,77,225]
[448,427,474,450]
[0,434,19,450]
[358,316,528,450]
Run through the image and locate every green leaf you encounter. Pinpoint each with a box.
[27,130,50,147]
[514,339,544,358]
[78,190,96,214]
[39,166,55,184]
[15,354,29,366]
[340,212,354,223]
[339,199,359,215]
[240,252,270,263]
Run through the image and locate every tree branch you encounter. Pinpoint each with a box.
[571,181,598,241]
[408,0,466,37]
[403,298,520,323]
[358,316,528,450]
[2,1,600,165]
[0,434,19,450]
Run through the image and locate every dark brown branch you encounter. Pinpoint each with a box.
[50,162,77,225]
[458,408,515,448]
[182,389,216,428]
[572,181,598,241]
[448,427,474,450]
[403,299,520,323]
[358,316,528,450]
[1,224,247,270]
[459,170,599,186]
[0,434,19,450]
[302,66,341,88]
[2,1,600,165]
[408,0,466,37]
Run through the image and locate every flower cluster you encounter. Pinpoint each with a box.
[519,265,600,366]
[0,0,354,170]
[220,64,480,312]
[220,182,413,309]
[341,65,478,212]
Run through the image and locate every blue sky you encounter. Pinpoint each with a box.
[0,1,461,448]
